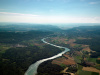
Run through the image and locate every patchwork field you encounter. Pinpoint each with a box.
[52,57,76,65]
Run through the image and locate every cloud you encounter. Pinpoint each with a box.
[94,17,100,21]
[0,15,100,23]
[0,12,39,17]
[89,2,99,4]
[0,12,100,23]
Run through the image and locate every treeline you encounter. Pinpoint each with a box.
[37,60,63,75]
[0,24,61,32]
[63,26,100,38]
[0,45,62,75]
[0,30,52,44]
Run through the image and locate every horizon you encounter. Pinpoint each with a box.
[0,22,100,28]
[0,0,100,23]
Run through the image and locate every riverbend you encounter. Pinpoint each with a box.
[25,38,70,75]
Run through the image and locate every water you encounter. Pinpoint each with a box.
[25,38,70,75]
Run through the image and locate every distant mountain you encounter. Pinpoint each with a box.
[0,23,61,32]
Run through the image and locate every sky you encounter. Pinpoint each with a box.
[0,0,100,24]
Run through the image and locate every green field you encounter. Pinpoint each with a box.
[77,70,99,75]
[87,58,97,63]
[78,64,83,70]
[74,56,82,63]
[74,44,81,48]
[59,63,67,68]
[0,45,10,53]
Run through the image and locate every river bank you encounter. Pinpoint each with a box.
[25,38,70,75]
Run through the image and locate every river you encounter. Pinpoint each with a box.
[25,38,70,75]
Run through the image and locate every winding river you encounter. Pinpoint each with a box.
[25,38,70,75]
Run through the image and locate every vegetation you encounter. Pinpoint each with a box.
[37,60,64,75]
[0,45,62,75]
[0,29,62,75]
[0,30,52,44]
[77,70,99,75]
[0,24,100,75]
[43,26,100,75]
[0,24,61,32]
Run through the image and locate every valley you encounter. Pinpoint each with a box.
[0,24,100,75]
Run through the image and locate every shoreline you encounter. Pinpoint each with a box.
[25,38,70,75]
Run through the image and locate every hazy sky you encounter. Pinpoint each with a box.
[0,0,100,23]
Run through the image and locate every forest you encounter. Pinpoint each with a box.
[0,29,63,75]
[0,45,62,75]
[0,30,52,44]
